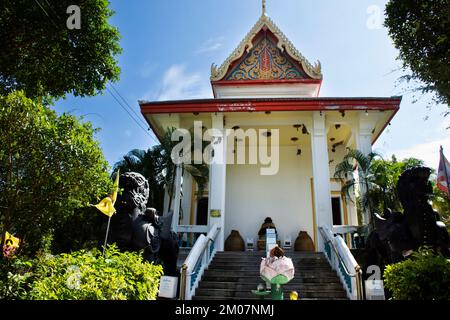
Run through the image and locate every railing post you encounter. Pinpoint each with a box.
[179,264,187,300]
[355,265,363,300]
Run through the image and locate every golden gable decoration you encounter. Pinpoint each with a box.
[210,14,322,82]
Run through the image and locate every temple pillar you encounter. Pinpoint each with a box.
[208,113,227,251]
[171,164,182,232]
[311,111,333,252]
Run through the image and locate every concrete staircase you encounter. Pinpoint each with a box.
[193,251,348,300]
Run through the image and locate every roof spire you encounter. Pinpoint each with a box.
[262,0,267,16]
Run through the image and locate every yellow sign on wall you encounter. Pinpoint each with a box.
[210,209,221,218]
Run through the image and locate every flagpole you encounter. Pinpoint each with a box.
[441,146,450,198]
[103,215,112,255]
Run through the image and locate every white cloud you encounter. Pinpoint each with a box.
[196,37,224,54]
[385,135,450,169]
[156,65,212,101]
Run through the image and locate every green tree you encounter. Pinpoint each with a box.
[0,0,121,101]
[334,150,426,230]
[385,0,450,112]
[369,156,424,213]
[113,128,210,215]
[334,150,381,227]
[0,91,112,255]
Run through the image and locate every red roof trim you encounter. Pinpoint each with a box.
[372,107,398,145]
[140,98,401,114]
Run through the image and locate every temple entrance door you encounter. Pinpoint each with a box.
[196,197,209,226]
[331,197,342,225]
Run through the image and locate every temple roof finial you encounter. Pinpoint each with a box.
[262,0,267,16]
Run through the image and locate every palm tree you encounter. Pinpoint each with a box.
[113,128,210,215]
[155,128,210,212]
[113,148,165,213]
[334,149,381,230]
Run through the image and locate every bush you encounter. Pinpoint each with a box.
[384,248,450,300]
[1,245,164,300]
[0,256,34,300]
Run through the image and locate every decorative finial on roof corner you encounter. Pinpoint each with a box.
[262,0,267,16]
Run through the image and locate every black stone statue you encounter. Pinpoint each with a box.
[108,172,179,276]
[366,166,449,266]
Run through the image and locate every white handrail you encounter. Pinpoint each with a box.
[319,226,363,300]
[179,224,221,300]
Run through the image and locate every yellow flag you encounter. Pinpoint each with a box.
[110,169,120,205]
[91,169,120,217]
[4,232,20,249]
[93,196,116,217]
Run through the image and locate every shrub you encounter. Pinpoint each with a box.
[1,245,164,300]
[0,256,34,300]
[384,247,450,300]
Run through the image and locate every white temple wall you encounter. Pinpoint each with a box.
[224,144,315,249]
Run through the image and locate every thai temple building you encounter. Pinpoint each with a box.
[140,1,401,300]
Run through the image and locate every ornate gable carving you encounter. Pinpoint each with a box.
[211,15,322,82]
[225,34,307,81]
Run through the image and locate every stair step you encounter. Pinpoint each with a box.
[207,265,332,270]
[198,282,344,290]
[203,270,338,277]
[192,296,348,301]
[193,289,347,299]
[201,276,341,284]
[191,251,347,300]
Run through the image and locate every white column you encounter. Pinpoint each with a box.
[355,113,376,225]
[311,111,333,252]
[208,113,227,251]
[171,164,182,232]
[356,114,374,157]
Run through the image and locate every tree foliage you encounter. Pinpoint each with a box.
[334,150,425,226]
[334,150,381,224]
[114,128,210,215]
[0,0,121,101]
[369,156,424,213]
[385,0,450,111]
[0,91,112,254]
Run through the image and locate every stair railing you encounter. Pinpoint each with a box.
[319,226,364,300]
[179,224,221,300]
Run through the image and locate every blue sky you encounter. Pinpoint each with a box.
[55,0,449,169]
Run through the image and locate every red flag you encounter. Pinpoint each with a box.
[437,146,450,196]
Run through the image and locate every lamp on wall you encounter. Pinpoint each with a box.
[302,125,309,135]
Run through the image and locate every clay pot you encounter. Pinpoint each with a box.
[225,230,245,251]
[294,231,315,252]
